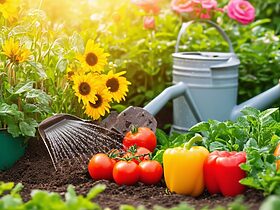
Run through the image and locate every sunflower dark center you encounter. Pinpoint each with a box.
[90,94,103,108]
[86,52,98,66]
[106,78,119,92]
[79,82,91,95]
[0,0,6,4]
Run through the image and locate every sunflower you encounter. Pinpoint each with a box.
[76,39,109,73]
[0,0,19,21]
[72,73,98,104]
[84,84,112,120]
[2,38,31,64]
[102,70,131,103]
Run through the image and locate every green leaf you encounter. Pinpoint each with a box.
[239,177,262,190]
[259,195,280,210]
[56,58,68,73]
[152,150,165,164]
[260,108,278,121]
[86,184,106,200]
[241,107,260,117]
[7,123,21,138]
[14,81,34,95]
[189,121,209,132]
[111,104,127,113]
[0,182,14,195]
[11,183,23,196]
[65,185,77,203]
[156,129,169,146]
[19,121,37,137]
[209,141,229,152]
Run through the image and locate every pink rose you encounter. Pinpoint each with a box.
[171,0,195,13]
[201,0,217,9]
[143,16,155,30]
[226,0,255,24]
[193,0,217,9]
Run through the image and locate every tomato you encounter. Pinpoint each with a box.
[274,143,280,170]
[123,127,157,152]
[139,160,163,185]
[123,147,151,164]
[88,153,115,180]
[113,161,140,185]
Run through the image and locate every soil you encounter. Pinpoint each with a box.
[0,136,265,210]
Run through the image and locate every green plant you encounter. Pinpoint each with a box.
[0,181,105,210]
[155,107,280,195]
[0,36,51,137]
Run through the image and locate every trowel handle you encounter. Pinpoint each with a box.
[175,19,234,53]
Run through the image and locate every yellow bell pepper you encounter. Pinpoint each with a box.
[163,134,209,196]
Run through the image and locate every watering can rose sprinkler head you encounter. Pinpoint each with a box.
[38,107,158,170]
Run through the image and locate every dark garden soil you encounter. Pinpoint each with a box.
[0,137,265,210]
[0,108,265,210]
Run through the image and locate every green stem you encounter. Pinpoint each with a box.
[130,125,138,134]
[184,134,203,150]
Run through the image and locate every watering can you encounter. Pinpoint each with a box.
[143,20,280,132]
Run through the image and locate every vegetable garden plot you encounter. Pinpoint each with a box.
[0,137,264,210]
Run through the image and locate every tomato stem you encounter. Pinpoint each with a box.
[130,125,138,134]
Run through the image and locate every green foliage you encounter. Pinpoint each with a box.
[0,80,51,137]
[260,195,280,210]
[155,107,280,195]
[0,182,105,210]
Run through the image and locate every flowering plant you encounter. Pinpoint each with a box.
[0,2,52,138]
[0,38,51,138]
[171,0,255,25]
[69,39,131,121]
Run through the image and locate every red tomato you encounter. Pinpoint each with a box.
[113,161,140,185]
[139,160,163,185]
[123,147,151,164]
[88,153,115,180]
[123,127,157,152]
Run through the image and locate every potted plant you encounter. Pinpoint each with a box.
[0,37,52,171]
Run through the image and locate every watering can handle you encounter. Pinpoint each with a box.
[175,20,234,53]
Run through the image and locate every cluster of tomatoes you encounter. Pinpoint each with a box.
[88,127,163,185]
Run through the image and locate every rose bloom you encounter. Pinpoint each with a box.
[143,16,155,30]
[171,0,195,13]
[226,0,255,24]
[193,0,217,9]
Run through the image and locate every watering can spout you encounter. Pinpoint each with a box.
[230,80,280,120]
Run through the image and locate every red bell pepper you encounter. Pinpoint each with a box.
[203,151,246,196]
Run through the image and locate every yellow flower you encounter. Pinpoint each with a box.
[76,39,109,73]
[84,84,112,120]
[102,70,131,103]
[72,74,98,104]
[0,0,19,21]
[2,38,31,64]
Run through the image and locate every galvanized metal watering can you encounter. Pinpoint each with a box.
[143,20,280,132]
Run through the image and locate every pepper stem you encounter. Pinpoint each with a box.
[184,134,203,150]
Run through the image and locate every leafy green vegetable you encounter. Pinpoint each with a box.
[0,182,105,210]
[259,195,280,210]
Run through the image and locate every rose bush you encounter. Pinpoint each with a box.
[170,0,255,24]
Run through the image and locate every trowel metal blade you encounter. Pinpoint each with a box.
[102,106,157,135]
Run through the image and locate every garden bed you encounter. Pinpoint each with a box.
[0,137,264,209]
